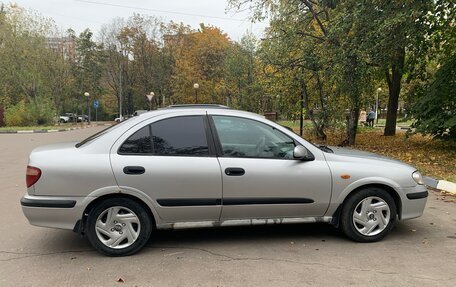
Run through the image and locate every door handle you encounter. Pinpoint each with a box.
[225,167,245,176]
[123,166,145,175]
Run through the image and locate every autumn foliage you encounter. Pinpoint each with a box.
[171,25,231,104]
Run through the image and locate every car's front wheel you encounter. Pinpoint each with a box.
[340,187,397,242]
[86,198,152,256]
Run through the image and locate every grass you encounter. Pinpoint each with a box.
[375,118,415,127]
[0,122,96,131]
[278,120,313,129]
[279,119,414,131]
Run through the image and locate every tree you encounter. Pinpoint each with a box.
[230,0,375,144]
[407,1,455,140]
[100,15,165,116]
[225,32,262,111]
[0,3,62,125]
[71,29,105,116]
[411,55,455,140]
[347,1,443,136]
[170,24,232,104]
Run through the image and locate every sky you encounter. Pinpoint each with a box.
[10,0,268,41]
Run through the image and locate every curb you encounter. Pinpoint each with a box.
[424,176,456,195]
[375,125,412,131]
[0,123,111,134]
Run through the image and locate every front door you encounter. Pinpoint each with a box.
[210,115,331,220]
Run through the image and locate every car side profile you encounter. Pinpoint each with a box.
[21,105,428,256]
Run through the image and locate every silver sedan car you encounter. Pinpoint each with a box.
[21,105,428,256]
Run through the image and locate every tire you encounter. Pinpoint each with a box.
[340,187,397,242]
[86,198,152,256]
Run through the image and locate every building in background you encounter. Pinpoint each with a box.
[47,37,76,62]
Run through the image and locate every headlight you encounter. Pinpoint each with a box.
[412,171,424,185]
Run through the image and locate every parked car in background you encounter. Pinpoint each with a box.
[133,110,147,116]
[115,111,147,122]
[78,115,89,122]
[21,104,428,256]
[59,113,88,123]
[65,113,78,123]
[58,115,70,123]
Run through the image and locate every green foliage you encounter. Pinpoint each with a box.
[411,55,456,140]
[27,98,56,125]
[4,98,56,126]
[229,0,454,142]
[235,0,377,142]
[4,101,28,126]
[225,32,263,111]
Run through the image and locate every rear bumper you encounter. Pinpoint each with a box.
[399,186,428,220]
[20,195,90,230]
[20,197,76,208]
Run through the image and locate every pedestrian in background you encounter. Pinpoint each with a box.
[359,110,367,126]
[367,109,376,127]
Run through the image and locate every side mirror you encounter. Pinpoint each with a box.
[293,146,315,161]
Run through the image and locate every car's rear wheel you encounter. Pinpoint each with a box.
[86,198,152,256]
[340,187,397,242]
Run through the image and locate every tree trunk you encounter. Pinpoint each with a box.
[346,108,360,145]
[384,47,405,136]
[300,87,304,137]
[300,78,326,140]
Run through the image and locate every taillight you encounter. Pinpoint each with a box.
[26,166,41,188]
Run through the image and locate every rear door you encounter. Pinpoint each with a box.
[110,114,222,223]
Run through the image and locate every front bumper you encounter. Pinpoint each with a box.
[399,185,428,220]
[20,195,90,230]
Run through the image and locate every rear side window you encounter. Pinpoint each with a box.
[118,116,209,156]
[151,116,209,156]
[118,126,152,154]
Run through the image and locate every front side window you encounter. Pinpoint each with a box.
[212,116,295,159]
[151,116,209,156]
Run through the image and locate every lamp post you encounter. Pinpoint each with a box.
[146,92,155,111]
[376,87,381,124]
[119,49,123,122]
[84,92,90,125]
[193,83,199,104]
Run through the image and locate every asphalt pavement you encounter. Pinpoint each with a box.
[0,127,455,286]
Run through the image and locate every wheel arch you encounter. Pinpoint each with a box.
[330,183,402,227]
[74,193,157,234]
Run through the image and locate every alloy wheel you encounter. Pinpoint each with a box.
[352,196,390,236]
[95,206,141,249]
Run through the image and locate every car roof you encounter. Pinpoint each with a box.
[166,104,230,109]
[135,105,263,120]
